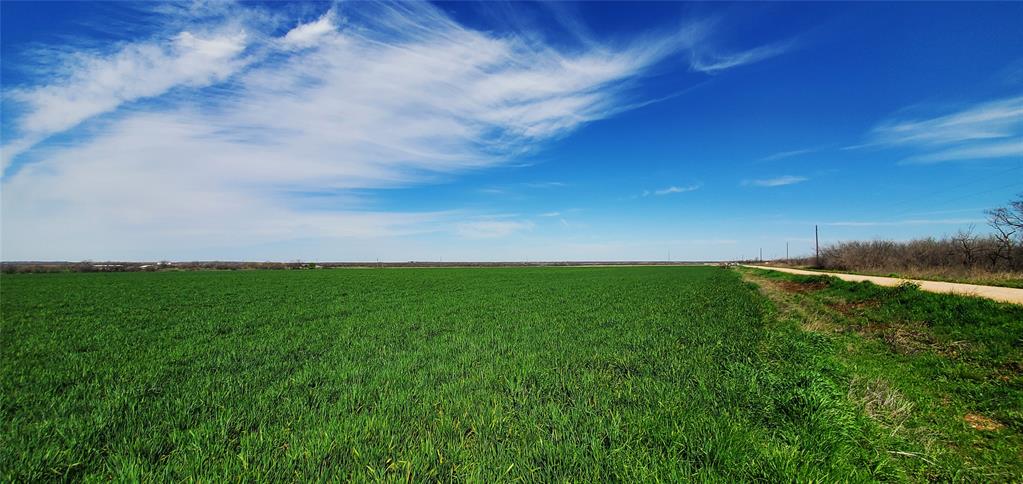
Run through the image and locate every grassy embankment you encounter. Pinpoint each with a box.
[2,266,1020,480]
[740,267,1022,480]
[774,265,1023,289]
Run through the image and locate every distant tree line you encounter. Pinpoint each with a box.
[806,194,1023,274]
[0,260,695,274]
[4,195,1022,275]
[0,261,319,274]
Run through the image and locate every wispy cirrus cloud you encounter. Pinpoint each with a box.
[861,95,1023,165]
[523,181,567,189]
[758,148,815,162]
[635,184,701,198]
[1,1,789,260]
[689,39,793,74]
[3,33,250,167]
[654,184,701,195]
[901,140,1023,165]
[743,175,807,187]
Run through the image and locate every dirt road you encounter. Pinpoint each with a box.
[743,265,1023,305]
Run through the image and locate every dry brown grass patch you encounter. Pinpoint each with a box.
[849,377,913,434]
[775,279,829,294]
[853,322,969,357]
[879,326,935,355]
[828,299,880,316]
[742,272,837,332]
[964,413,1004,431]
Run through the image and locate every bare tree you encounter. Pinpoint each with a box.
[951,225,978,267]
[986,193,1023,270]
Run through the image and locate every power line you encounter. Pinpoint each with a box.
[881,181,1022,222]
[842,164,1022,223]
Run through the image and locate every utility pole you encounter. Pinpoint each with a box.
[668,248,671,262]
[786,241,789,260]
[815,225,820,267]
[759,247,763,262]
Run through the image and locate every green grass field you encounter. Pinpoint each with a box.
[2,266,1020,481]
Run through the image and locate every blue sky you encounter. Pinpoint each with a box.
[1,1,1021,262]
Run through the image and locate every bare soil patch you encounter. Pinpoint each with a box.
[964,413,1004,431]
[745,269,974,358]
[743,273,837,332]
[829,299,880,316]
[776,279,829,294]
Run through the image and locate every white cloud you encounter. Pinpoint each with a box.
[654,184,700,195]
[1,2,789,260]
[744,176,807,187]
[900,140,1023,164]
[281,11,336,48]
[689,41,792,74]
[539,211,562,217]
[759,148,814,162]
[865,95,1023,164]
[872,96,1022,146]
[456,220,534,239]
[3,30,249,167]
[633,184,700,198]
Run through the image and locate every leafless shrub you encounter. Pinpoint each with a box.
[985,194,1022,269]
[801,194,1023,277]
